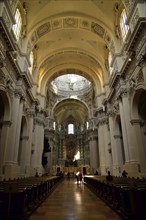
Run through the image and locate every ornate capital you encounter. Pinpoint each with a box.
[14,89,23,98]
[35,116,45,126]
[97,116,108,126]
[136,69,144,83]
[27,108,35,118]
[112,101,119,114]
[118,87,128,99]
[107,109,115,117]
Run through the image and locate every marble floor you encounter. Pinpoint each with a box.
[29,178,124,220]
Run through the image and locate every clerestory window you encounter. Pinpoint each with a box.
[13,8,22,40]
[28,51,34,74]
[120,9,129,40]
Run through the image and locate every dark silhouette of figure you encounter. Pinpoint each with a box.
[106,171,113,181]
[76,171,80,184]
[122,170,128,177]
[35,171,39,177]
[95,170,98,175]
[79,172,83,183]
[67,172,70,180]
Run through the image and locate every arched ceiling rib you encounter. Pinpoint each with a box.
[39,65,103,96]
[20,0,121,125]
[21,0,121,93]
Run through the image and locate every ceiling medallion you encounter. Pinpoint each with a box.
[64,17,78,28]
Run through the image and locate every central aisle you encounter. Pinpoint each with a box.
[29,178,124,220]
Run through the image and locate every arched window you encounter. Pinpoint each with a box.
[108,51,113,75]
[86,121,89,129]
[28,51,34,74]
[120,9,129,40]
[68,124,74,134]
[13,8,22,40]
[53,122,56,130]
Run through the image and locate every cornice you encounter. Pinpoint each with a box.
[109,71,120,89]
[27,88,36,104]
[106,88,115,103]
[6,51,21,77]
[22,72,32,89]
[0,18,15,52]
[126,18,146,53]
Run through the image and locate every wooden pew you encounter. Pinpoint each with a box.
[84,176,146,220]
[0,176,63,220]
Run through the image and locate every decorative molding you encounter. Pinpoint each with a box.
[21,136,29,140]
[35,116,44,126]
[91,22,105,38]
[1,120,12,127]
[80,19,90,30]
[31,17,112,50]
[37,22,50,37]
[27,108,35,118]
[63,17,78,28]
[97,116,108,126]
[14,88,24,99]
[109,71,120,88]
[130,119,143,125]
[52,19,62,30]
[136,69,144,83]
[107,109,115,117]
[118,87,128,98]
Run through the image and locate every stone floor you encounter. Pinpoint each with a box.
[29,178,124,220]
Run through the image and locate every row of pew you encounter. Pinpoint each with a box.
[84,176,146,220]
[0,175,63,220]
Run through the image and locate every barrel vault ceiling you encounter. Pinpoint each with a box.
[21,0,121,124]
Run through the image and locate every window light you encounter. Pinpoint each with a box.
[68,124,74,134]
[12,9,22,40]
[120,9,129,40]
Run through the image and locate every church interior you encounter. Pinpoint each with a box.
[0,0,146,219]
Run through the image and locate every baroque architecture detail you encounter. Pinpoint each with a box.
[0,0,146,181]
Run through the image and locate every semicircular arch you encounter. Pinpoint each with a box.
[39,64,103,97]
[25,15,114,54]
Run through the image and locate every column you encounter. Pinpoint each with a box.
[131,119,146,175]
[89,131,99,174]
[0,121,11,179]
[119,89,140,175]
[48,134,53,174]
[4,90,22,178]
[103,120,113,174]
[108,112,124,176]
[119,99,130,162]
[36,122,44,174]
[114,135,124,173]
[19,136,29,177]
[31,113,44,175]
[30,121,39,174]
[13,97,25,163]
[25,107,35,176]
[98,117,107,175]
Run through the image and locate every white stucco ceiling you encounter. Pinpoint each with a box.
[20,0,122,124]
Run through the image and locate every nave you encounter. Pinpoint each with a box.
[29,178,123,220]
